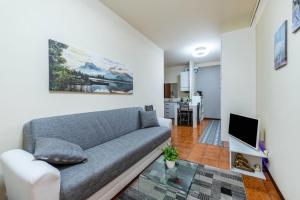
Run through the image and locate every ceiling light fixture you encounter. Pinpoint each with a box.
[192,47,209,57]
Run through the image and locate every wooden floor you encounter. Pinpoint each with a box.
[172,119,282,200]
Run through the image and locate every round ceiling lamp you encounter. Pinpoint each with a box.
[192,47,209,57]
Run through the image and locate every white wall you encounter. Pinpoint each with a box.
[221,28,256,141]
[0,0,164,199]
[256,0,300,199]
[164,65,186,84]
[195,66,221,119]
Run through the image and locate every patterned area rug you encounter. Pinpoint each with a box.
[116,164,246,200]
[198,120,222,146]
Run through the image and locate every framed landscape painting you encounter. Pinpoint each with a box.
[49,39,133,94]
[274,21,288,70]
[293,0,300,32]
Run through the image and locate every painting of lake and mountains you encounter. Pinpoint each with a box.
[49,39,133,94]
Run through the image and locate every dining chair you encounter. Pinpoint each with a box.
[178,102,191,126]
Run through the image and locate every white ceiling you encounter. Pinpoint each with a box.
[100,0,258,67]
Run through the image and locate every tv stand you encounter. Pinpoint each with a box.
[229,136,267,179]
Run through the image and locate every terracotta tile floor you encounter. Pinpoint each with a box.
[172,119,282,200]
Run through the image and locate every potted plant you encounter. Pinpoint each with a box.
[162,145,179,169]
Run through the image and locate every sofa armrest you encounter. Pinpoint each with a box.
[158,117,172,129]
[1,149,60,200]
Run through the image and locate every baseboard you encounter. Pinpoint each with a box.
[204,117,221,120]
[265,169,285,200]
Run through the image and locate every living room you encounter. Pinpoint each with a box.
[0,0,299,200]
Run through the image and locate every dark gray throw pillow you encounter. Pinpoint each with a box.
[34,137,87,165]
[140,110,159,128]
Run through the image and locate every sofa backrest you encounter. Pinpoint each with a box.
[23,107,143,153]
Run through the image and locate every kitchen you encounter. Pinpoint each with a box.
[164,61,221,128]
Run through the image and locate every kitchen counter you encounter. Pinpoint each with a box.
[164,98,180,103]
[174,103,198,128]
[164,97,204,125]
[174,99,204,128]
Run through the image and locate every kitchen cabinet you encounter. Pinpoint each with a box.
[180,71,189,91]
[164,102,176,119]
[164,84,171,98]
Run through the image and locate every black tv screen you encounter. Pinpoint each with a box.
[229,114,259,149]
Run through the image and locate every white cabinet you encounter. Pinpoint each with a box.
[164,102,176,119]
[229,136,267,180]
[180,71,189,91]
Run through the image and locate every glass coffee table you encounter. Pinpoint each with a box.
[138,156,198,199]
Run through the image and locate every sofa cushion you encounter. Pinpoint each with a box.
[58,126,171,200]
[34,137,87,165]
[140,111,159,128]
[23,107,143,153]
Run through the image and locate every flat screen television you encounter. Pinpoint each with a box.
[229,113,260,150]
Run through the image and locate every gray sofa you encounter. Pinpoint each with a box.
[1,107,171,200]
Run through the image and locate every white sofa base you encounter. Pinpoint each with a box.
[1,149,60,200]
[88,138,170,200]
